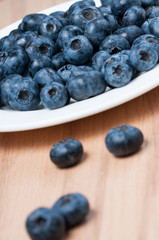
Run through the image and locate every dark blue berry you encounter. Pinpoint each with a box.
[56,25,84,51]
[63,35,93,65]
[8,76,40,111]
[52,193,89,228]
[13,31,36,49]
[141,19,152,34]
[0,35,15,51]
[38,16,63,41]
[9,29,24,39]
[141,0,159,8]
[149,17,159,37]
[70,6,103,30]
[67,0,95,16]
[67,70,107,101]
[57,64,78,85]
[129,42,158,71]
[50,138,83,168]
[33,67,63,88]
[0,47,28,81]
[40,82,69,110]
[103,60,133,88]
[146,6,159,18]
[100,35,130,55]
[105,125,144,156]
[92,50,111,72]
[25,36,55,59]
[21,13,47,32]
[51,52,67,71]
[114,25,143,44]
[28,55,53,77]
[100,12,121,32]
[26,207,65,240]
[99,6,112,15]
[122,6,146,27]
[84,18,111,48]
[49,11,69,27]
[111,0,141,17]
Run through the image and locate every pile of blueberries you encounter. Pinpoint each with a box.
[1,0,159,111]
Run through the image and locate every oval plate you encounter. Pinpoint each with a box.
[0,0,159,132]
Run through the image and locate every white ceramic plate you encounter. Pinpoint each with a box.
[0,0,159,132]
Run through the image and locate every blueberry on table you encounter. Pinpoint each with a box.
[52,193,89,228]
[33,67,63,88]
[0,47,28,81]
[25,36,55,59]
[40,82,69,110]
[50,138,83,168]
[84,18,111,48]
[28,56,53,77]
[26,207,65,240]
[63,35,93,65]
[67,71,107,101]
[70,6,103,30]
[38,16,63,41]
[129,43,158,71]
[21,13,47,32]
[122,6,146,27]
[103,61,133,88]
[100,35,130,55]
[105,125,144,157]
[56,25,84,51]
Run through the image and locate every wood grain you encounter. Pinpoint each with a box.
[1,1,159,240]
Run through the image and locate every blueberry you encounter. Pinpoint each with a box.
[67,0,95,16]
[51,52,67,71]
[57,64,78,85]
[132,34,159,57]
[40,82,69,110]
[104,50,131,67]
[25,36,55,59]
[50,138,83,168]
[0,35,15,51]
[56,25,84,51]
[71,65,93,77]
[100,0,113,8]
[99,12,121,32]
[149,17,159,38]
[146,6,159,18]
[8,76,40,111]
[38,16,63,41]
[122,6,146,27]
[13,31,37,49]
[111,0,141,17]
[67,70,107,101]
[1,74,22,106]
[26,207,65,240]
[105,125,144,157]
[141,0,159,8]
[9,29,24,39]
[21,13,47,32]
[100,35,130,55]
[114,25,143,44]
[141,19,152,34]
[70,6,103,30]
[98,6,112,15]
[49,11,69,27]
[103,61,133,88]
[63,35,93,65]
[92,50,111,72]
[33,67,63,88]
[129,43,158,71]
[0,47,28,81]
[52,193,89,228]
[28,55,53,77]
[84,18,111,48]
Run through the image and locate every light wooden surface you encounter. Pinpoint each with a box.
[0,1,159,240]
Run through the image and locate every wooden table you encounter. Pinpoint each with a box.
[0,1,159,239]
